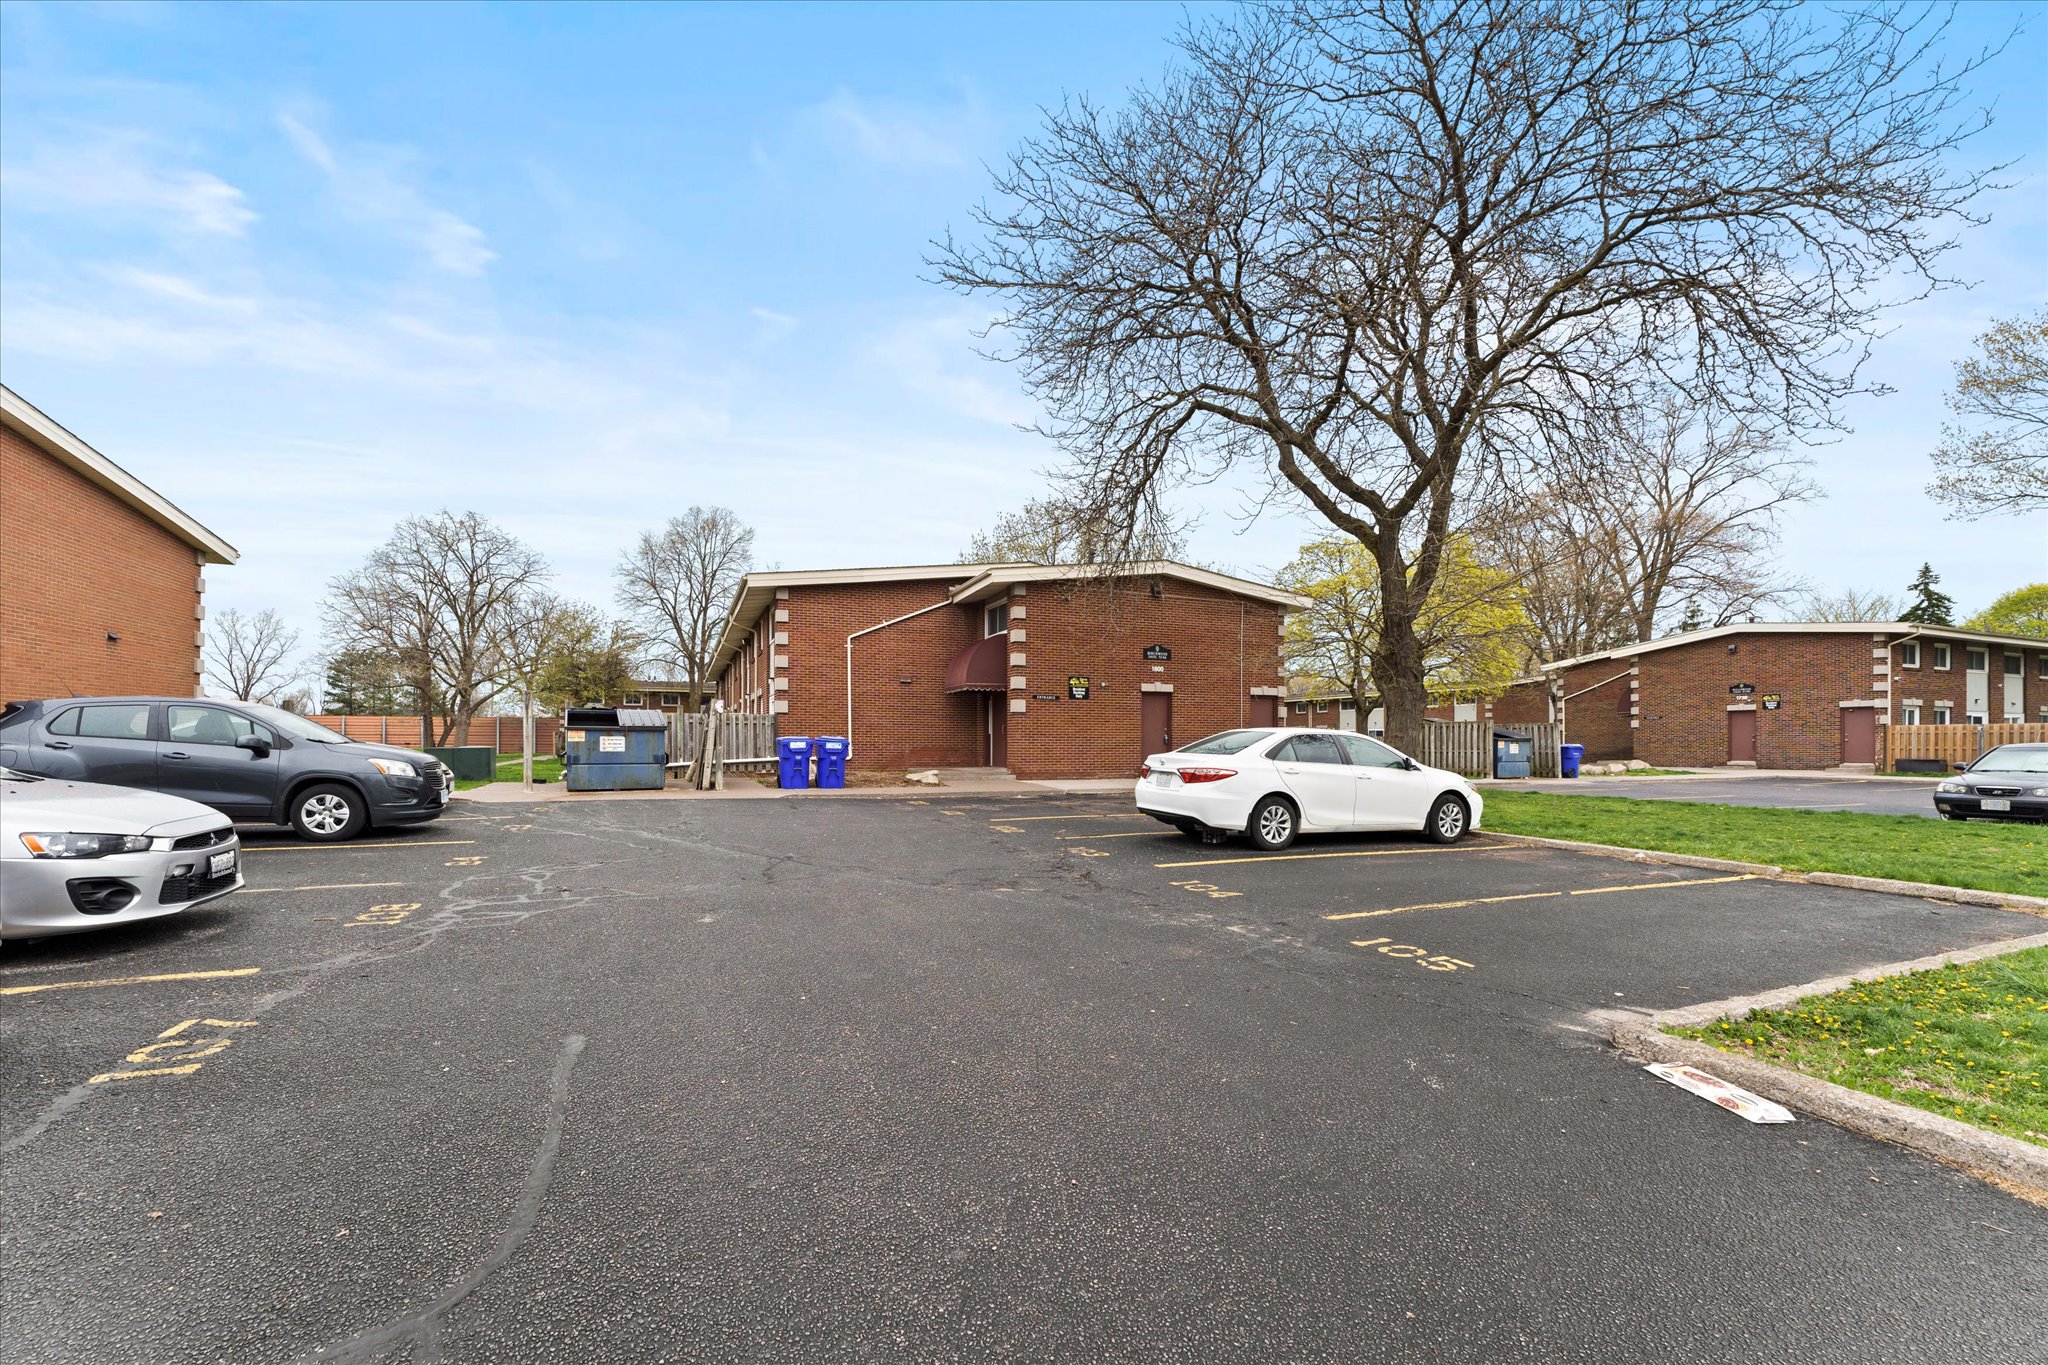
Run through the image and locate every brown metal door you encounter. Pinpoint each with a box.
[1728,709,1757,763]
[1141,691,1173,762]
[988,696,1008,768]
[1840,707,1876,765]
[1249,695,1278,727]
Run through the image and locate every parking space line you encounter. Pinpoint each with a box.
[994,813,1151,823]
[1568,873,1760,896]
[2,967,261,998]
[1056,831,1171,840]
[243,839,475,854]
[1322,873,1764,922]
[1155,844,1520,869]
[237,882,409,894]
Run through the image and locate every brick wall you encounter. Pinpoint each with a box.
[1492,680,1555,725]
[1890,636,2048,728]
[1633,633,1884,768]
[1559,660,1637,761]
[1,425,206,702]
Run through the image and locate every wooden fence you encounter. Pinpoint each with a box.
[671,711,779,770]
[1418,719,1564,779]
[309,715,562,754]
[1884,722,2048,770]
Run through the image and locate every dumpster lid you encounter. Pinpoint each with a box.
[614,709,668,730]
[564,706,617,727]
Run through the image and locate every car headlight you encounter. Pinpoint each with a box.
[18,831,152,859]
[366,758,418,778]
[2032,787,2048,798]
[1935,781,1965,794]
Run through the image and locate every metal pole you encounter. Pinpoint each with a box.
[522,688,534,791]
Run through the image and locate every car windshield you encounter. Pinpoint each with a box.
[1176,730,1269,756]
[238,704,352,744]
[1968,746,2048,773]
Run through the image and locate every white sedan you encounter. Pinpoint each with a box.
[1136,727,1483,850]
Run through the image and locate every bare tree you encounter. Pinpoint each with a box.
[1800,587,1905,622]
[323,511,549,744]
[935,1,1993,751]
[613,507,754,709]
[1928,309,2048,519]
[205,608,301,702]
[962,495,1188,564]
[1470,492,1635,662]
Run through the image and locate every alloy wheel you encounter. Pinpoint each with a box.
[1259,804,1292,844]
[1435,801,1464,839]
[302,793,351,836]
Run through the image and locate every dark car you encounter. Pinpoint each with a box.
[0,697,451,842]
[1933,743,2048,824]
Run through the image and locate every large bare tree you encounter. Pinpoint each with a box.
[1927,308,2048,519]
[613,507,754,709]
[205,607,301,703]
[935,0,1994,752]
[961,495,1188,564]
[323,511,549,743]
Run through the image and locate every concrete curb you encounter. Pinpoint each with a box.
[1599,932,2048,1200]
[1480,831,2048,915]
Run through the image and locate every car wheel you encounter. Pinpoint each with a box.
[1247,796,1298,852]
[291,784,365,842]
[1424,793,1470,844]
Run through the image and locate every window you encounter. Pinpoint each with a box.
[1178,730,1267,756]
[167,706,272,747]
[2039,655,2048,679]
[1899,641,1919,668]
[621,692,644,706]
[1294,702,1308,715]
[1900,705,1920,725]
[1966,712,1987,726]
[659,692,681,707]
[46,707,80,736]
[1966,647,1988,672]
[1335,733,1407,768]
[2005,652,2023,678]
[1932,643,1950,670]
[1273,733,1347,764]
[73,703,151,740]
[1932,706,1952,725]
[984,603,1009,637]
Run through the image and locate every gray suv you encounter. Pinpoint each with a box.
[0,697,452,842]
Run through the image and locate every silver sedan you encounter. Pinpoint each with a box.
[1,767,243,940]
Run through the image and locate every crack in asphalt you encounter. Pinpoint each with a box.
[299,1033,588,1365]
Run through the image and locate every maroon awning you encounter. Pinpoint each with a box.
[945,634,1009,692]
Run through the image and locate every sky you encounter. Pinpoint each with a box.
[2,0,2044,690]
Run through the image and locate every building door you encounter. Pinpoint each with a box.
[1840,707,1877,766]
[1141,690,1173,761]
[1249,694,1278,727]
[1727,709,1757,763]
[986,696,1008,768]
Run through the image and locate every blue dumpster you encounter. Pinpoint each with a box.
[1560,743,1584,779]
[1492,729,1531,780]
[777,736,814,789]
[813,736,849,790]
[561,707,669,792]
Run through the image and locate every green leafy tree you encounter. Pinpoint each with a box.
[1963,584,2048,639]
[321,648,406,715]
[1899,564,1956,626]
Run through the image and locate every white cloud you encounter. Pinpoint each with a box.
[862,309,1040,427]
[750,306,799,345]
[277,112,496,276]
[806,88,977,168]
[0,131,255,235]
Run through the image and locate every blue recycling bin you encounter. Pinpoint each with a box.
[813,736,849,790]
[776,736,814,789]
[1560,743,1584,779]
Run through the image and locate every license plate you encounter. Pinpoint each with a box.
[1981,798,2012,812]
[1151,771,1174,786]
[208,849,237,878]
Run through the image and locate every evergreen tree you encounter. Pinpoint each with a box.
[1676,601,1707,633]
[1899,564,1956,626]
[322,649,404,714]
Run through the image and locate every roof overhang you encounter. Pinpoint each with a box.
[947,561,1309,611]
[1,385,238,566]
[944,634,1010,692]
[1542,621,2048,673]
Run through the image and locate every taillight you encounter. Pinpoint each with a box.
[1177,768,1237,784]
[1139,763,1152,777]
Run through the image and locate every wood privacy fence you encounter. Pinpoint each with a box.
[1884,722,2048,770]
[1418,720,1564,779]
[308,715,563,754]
[671,711,779,770]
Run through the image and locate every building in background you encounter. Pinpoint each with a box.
[1,387,237,702]
[709,561,1301,779]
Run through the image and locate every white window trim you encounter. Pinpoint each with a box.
[1898,641,1920,668]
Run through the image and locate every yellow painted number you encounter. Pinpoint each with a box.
[1168,879,1243,900]
[350,902,421,927]
[91,1018,258,1084]
[1350,938,1475,973]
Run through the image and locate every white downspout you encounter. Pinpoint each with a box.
[846,600,956,747]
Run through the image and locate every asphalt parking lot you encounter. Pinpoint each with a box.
[3,795,2044,1364]
[1518,773,1944,817]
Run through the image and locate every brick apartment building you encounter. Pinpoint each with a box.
[708,562,1302,779]
[1,387,238,702]
[1282,679,1554,734]
[1549,622,2048,769]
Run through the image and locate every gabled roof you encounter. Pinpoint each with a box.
[1544,621,2048,673]
[1,386,238,565]
[705,559,1306,684]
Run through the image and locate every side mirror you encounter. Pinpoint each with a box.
[235,733,270,755]
[1403,757,1421,772]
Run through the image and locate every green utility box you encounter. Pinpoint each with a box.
[425,745,496,782]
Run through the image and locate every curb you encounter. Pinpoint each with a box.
[1481,831,2048,914]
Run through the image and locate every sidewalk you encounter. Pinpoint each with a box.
[456,777,1134,804]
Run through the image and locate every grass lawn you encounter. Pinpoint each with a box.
[1480,790,2048,899]
[1671,947,2048,1146]
[456,754,564,791]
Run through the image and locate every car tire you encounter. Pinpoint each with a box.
[290,783,366,842]
[1424,793,1470,844]
[1246,796,1298,852]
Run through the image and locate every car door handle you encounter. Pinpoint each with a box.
[164,751,191,760]
[47,740,72,750]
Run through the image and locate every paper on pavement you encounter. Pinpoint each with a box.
[1646,1062,1795,1124]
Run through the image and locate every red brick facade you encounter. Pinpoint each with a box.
[1,423,216,702]
[715,570,1288,779]
[1558,627,2048,769]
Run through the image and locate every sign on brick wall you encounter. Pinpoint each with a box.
[1067,676,1091,700]
[1142,645,1172,661]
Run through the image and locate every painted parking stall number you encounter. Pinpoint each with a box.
[89,1018,258,1084]
[1168,878,1242,900]
[350,902,421,927]
[1349,937,1474,972]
